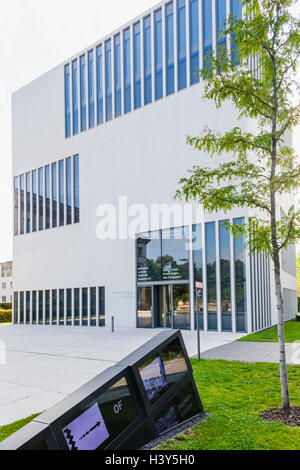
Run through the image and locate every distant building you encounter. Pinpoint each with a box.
[0,262,13,304]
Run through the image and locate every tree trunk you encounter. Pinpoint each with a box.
[273,251,290,413]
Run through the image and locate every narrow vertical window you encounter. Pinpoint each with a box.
[38,168,43,231]
[105,40,112,121]
[20,175,24,235]
[144,15,152,105]
[59,160,64,226]
[64,64,71,138]
[190,0,199,84]
[82,288,88,326]
[133,22,141,109]
[26,173,31,233]
[88,50,95,128]
[67,289,72,325]
[205,222,217,331]
[216,0,227,68]
[26,291,30,324]
[123,28,131,113]
[32,170,37,232]
[193,224,204,330]
[165,2,175,95]
[66,157,72,225]
[45,290,50,325]
[73,155,80,223]
[72,59,79,135]
[219,220,232,331]
[74,288,80,326]
[14,177,18,236]
[202,0,213,71]
[230,0,241,65]
[80,55,87,132]
[52,162,57,228]
[154,9,163,100]
[13,292,18,324]
[177,0,187,90]
[234,217,247,332]
[32,291,37,324]
[96,45,104,125]
[90,287,96,326]
[59,289,65,325]
[52,290,57,325]
[20,292,24,324]
[38,290,43,325]
[45,165,50,230]
[99,287,105,327]
[114,34,122,117]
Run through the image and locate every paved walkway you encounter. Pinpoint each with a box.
[0,325,244,426]
[201,341,300,365]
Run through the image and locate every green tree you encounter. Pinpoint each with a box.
[176,0,300,412]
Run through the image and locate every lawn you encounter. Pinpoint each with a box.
[160,359,300,451]
[238,319,300,343]
[0,414,40,443]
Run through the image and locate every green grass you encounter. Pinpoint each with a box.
[0,414,40,443]
[160,359,300,450]
[238,319,300,343]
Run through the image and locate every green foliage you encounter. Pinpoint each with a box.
[0,415,40,443]
[175,0,300,259]
[0,303,12,311]
[0,310,12,323]
[238,319,300,342]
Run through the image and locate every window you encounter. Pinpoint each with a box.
[99,287,105,327]
[2,296,6,303]
[162,227,189,281]
[114,34,122,117]
[59,160,64,226]
[38,168,43,231]
[190,0,199,84]
[67,289,72,325]
[32,291,37,325]
[216,0,227,69]
[88,50,95,128]
[105,40,112,121]
[90,287,96,326]
[14,177,18,236]
[219,220,232,331]
[193,224,204,330]
[52,290,57,325]
[20,174,24,235]
[177,0,187,90]
[45,290,50,325]
[80,55,87,132]
[205,222,217,330]
[144,15,152,105]
[26,172,31,233]
[20,292,24,324]
[230,0,241,65]
[45,165,50,230]
[72,59,79,135]
[66,157,72,225]
[32,170,37,232]
[96,45,104,125]
[74,288,80,326]
[64,64,71,138]
[52,163,57,228]
[38,290,43,325]
[202,0,213,71]
[133,22,141,109]
[2,283,6,289]
[13,292,18,324]
[154,9,163,100]
[73,155,80,223]
[234,218,247,332]
[59,289,65,325]
[165,2,175,95]
[123,28,131,113]
[82,288,88,326]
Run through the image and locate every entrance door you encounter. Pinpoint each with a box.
[154,284,190,330]
[173,284,190,330]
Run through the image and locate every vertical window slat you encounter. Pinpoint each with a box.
[133,22,142,109]
[123,28,132,113]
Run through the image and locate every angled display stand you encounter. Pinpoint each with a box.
[0,330,205,450]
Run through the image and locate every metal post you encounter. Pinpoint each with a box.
[111,316,115,333]
[196,291,201,362]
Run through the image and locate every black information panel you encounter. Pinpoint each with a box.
[0,330,205,450]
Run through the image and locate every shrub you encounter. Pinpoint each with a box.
[0,310,12,323]
[0,303,12,310]
[298,297,300,313]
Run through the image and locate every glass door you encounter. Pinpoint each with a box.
[173,284,190,330]
[165,285,172,328]
[137,287,152,328]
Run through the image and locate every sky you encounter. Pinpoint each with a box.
[0,0,299,263]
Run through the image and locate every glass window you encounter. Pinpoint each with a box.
[26,292,30,325]
[193,224,204,330]
[90,287,96,326]
[26,172,31,233]
[137,287,152,328]
[219,220,232,331]
[190,0,199,84]
[177,0,187,90]
[38,290,43,325]
[144,15,152,105]
[64,64,71,138]
[173,284,190,330]
[73,155,80,223]
[216,0,227,69]
[99,287,105,327]
[32,170,37,232]
[88,50,95,128]
[45,290,50,325]
[32,291,37,325]
[52,162,57,228]
[80,55,87,132]
[96,45,104,125]
[66,157,72,225]
[13,292,18,324]
[205,222,217,330]
[137,231,162,282]
[14,177,18,236]
[74,288,80,326]
[20,174,24,235]
[59,160,64,226]
[105,40,112,121]
[59,289,65,325]
[154,9,163,100]
[123,28,131,114]
[67,289,72,325]
[234,217,247,332]
[20,292,24,324]
[52,290,57,325]
[162,227,189,281]
[38,168,43,231]
[45,165,50,230]
[114,34,122,117]
[166,2,175,95]
[133,22,141,109]
[230,0,241,65]
[202,0,213,71]
[82,288,88,326]
[72,59,79,135]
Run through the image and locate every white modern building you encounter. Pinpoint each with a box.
[0,261,13,304]
[12,0,297,332]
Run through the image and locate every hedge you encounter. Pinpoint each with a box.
[0,303,12,310]
[0,310,12,323]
